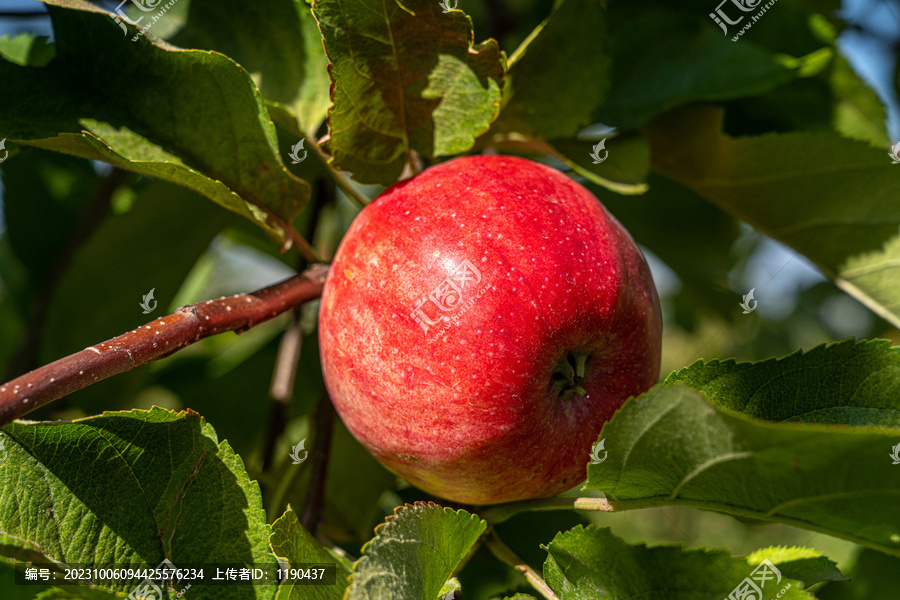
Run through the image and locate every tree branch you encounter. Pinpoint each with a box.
[480,496,614,524]
[484,529,560,600]
[258,204,324,263]
[0,264,330,426]
[262,175,333,475]
[261,312,304,476]
[308,136,371,209]
[300,392,336,535]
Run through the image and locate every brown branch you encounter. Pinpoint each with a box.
[484,530,560,600]
[480,496,614,524]
[257,203,323,263]
[262,176,332,475]
[261,313,304,475]
[300,392,336,535]
[0,264,330,426]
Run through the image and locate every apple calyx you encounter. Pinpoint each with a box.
[551,350,591,399]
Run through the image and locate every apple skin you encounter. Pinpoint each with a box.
[318,155,661,505]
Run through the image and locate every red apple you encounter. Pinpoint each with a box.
[318,155,661,505]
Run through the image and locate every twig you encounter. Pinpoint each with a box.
[263,392,335,525]
[400,149,424,180]
[282,224,324,264]
[261,314,304,475]
[258,205,324,263]
[308,136,371,209]
[484,529,560,600]
[300,392,336,534]
[262,176,332,476]
[269,315,304,404]
[0,264,330,426]
[480,496,614,524]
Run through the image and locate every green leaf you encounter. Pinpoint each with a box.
[828,52,889,147]
[313,0,505,185]
[0,0,309,247]
[152,333,291,463]
[32,590,85,600]
[270,506,351,600]
[584,384,900,556]
[494,0,610,139]
[747,546,846,587]
[321,421,397,544]
[1,151,97,286]
[0,33,55,67]
[0,240,29,377]
[33,587,115,600]
[0,407,276,599]
[595,7,796,129]
[645,104,900,328]
[666,339,900,426]
[346,502,487,600]
[550,135,649,195]
[173,0,330,138]
[732,12,887,142]
[0,561,51,599]
[37,180,233,365]
[437,577,461,599]
[818,547,900,600]
[0,533,47,565]
[591,174,741,325]
[543,526,831,600]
